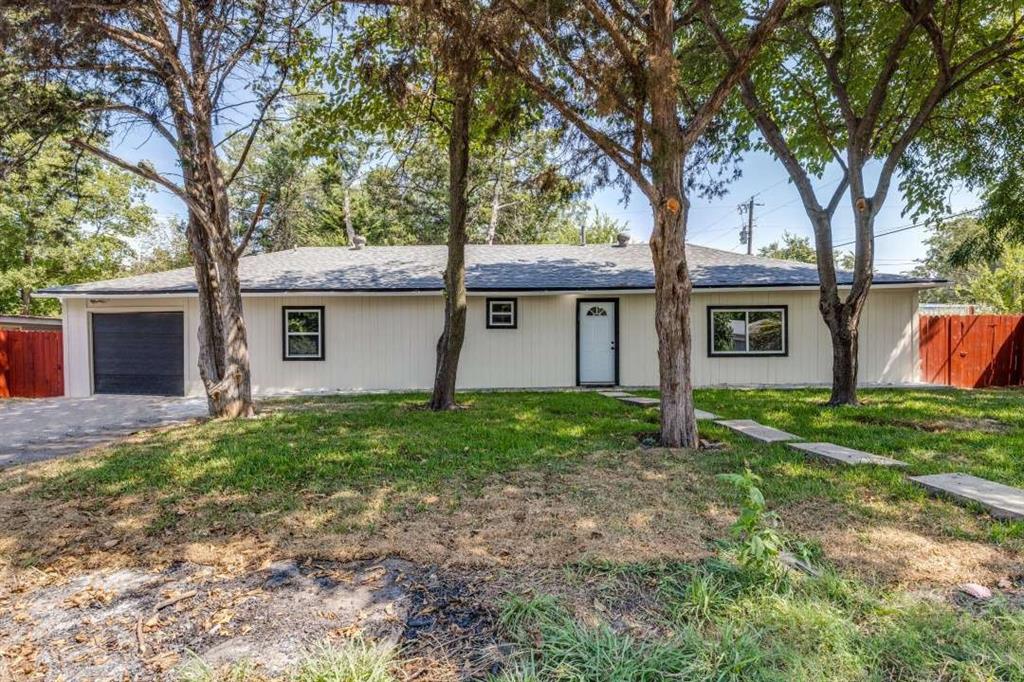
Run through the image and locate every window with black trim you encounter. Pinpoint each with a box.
[283,306,324,360]
[486,298,517,329]
[708,306,787,356]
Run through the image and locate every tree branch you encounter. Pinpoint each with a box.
[234,192,267,257]
[484,40,651,196]
[88,103,179,147]
[225,71,289,187]
[70,138,193,206]
[684,0,790,148]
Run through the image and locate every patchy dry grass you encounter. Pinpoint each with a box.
[1,389,1022,585]
[2,388,1024,679]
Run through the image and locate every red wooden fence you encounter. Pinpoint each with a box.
[920,314,1024,388]
[0,329,64,398]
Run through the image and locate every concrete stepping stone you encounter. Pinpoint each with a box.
[909,473,1024,520]
[609,393,717,420]
[619,396,660,407]
[715,419,801,443]
[788,442,908,467]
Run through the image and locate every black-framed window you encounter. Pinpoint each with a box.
[708,306,787,356]
[283,306,325,360]
[486,298,518,329]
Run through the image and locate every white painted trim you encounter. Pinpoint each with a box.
[283,307,325,360]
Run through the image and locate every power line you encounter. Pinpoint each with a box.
[832,206,984,248]
[702,173,844,249]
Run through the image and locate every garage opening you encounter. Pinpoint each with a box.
[91,312,184,395]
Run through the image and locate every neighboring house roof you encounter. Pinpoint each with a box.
[37,244,943,296]
[0,315,63,330]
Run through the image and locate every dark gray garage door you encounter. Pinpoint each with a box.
[92,312,184,395]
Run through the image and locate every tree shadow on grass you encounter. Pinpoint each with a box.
[0,392,656,572]
[1,390,1021,591]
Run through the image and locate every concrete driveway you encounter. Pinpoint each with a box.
[0,395,209,468]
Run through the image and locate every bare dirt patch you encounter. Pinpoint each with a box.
[0,557,502,681]
[782,496,1024,587]
[3,448,1022,651]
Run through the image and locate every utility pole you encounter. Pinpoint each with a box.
[738,196,763,255]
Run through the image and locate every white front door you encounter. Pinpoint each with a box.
[578,300,617,385]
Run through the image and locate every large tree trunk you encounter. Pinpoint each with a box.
[646,0,698,448]
[187,211,255,418]
[428,60,473,411]
[820,300,860,405]
[819,175,874,408]
[185,115,255,419]
[649,201,698,447]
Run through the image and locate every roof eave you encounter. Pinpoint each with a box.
[35,279,946,299]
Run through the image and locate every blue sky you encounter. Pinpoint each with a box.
[112,122,977,276]
[591,151,979,274]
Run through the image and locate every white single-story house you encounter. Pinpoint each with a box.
[38,244,941,397]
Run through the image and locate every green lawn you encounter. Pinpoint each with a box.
[6,387,1024,548]
[4,388,1024,681]
[494,556,1024,682]
[25,390,651,500]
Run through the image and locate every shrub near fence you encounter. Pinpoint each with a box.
[920,314,1024,388]
[0,329,64,398]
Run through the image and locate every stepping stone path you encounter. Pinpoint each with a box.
[788,442,908,468]
[598,389,1024,525]
[715,419,801,443]
[620,396,661,407]
[599,391,718,419]
[598,390,633,398]
[909,473,1024,520]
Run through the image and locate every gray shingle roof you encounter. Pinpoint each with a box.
[38,244,940,295]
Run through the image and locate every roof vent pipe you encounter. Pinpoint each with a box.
[614,232,630,247]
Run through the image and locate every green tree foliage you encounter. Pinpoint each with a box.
[225,108,597,248]
[130,217,191,275]
[354,128,587,246]
[287,7,596,249]
[912,217,984,304]
[965,245,1024,313]
[224,116,343,253]
[758,231,855,269]
[913,217,1024,312]
[541,207,626,246]
[0,134,155,315]
[907,60,1024,264]
[758,232,816,263]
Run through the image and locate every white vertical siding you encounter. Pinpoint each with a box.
[63,297,200,397]
[619,288,919,387]
[60,287,921,397]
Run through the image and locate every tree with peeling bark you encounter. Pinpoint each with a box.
[459,0,789,446]
[1,0,319,417]
[322,1,546,410]
[703,0,1024,406]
